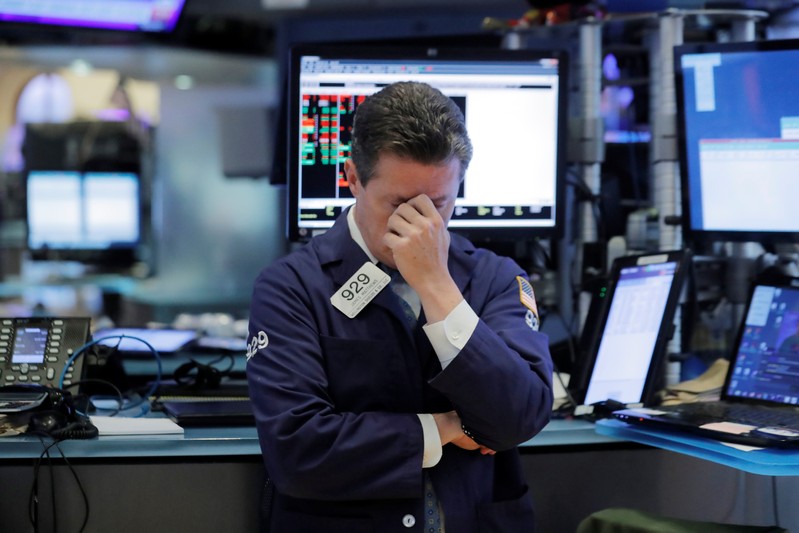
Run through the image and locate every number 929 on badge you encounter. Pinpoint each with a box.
[330,262,391,319]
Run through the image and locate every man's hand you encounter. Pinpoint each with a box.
[383,195,463,323]
[433,411,496,456]
[383,194,450,290]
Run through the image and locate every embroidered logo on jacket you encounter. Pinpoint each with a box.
[246,331,269,360]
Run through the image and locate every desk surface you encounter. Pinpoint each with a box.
[0,418,617,461]
[596,418,799,476]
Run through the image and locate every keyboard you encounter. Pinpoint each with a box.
[671,401,799,430]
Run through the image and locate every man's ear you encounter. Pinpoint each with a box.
[345,159,361,197]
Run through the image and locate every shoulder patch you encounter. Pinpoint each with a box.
[515,276,539,318]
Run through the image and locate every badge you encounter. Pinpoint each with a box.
[330,262,391,319]
[516,276,540,331]
[516,276,539,316]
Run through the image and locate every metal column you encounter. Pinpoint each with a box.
[649,9,684,253]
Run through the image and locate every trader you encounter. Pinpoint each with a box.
[247,81,553,532]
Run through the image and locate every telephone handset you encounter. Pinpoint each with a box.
[0,317,92,388]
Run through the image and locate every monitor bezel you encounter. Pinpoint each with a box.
[674,37,799,246]
[286,43,569,244]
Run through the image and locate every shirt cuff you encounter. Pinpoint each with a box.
[417,413,442,468]
[422,299,479,370]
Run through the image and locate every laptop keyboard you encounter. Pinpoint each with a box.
[673,402,799,430]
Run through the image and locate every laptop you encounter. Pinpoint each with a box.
[570,250,690,411]
[614,277,799,448]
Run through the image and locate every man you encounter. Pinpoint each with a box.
[247,81,553,532]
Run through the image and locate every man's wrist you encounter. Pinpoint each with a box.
[460,423,480,446]
[432,411,462,445]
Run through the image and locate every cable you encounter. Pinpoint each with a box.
[29,437,59,533]
[551,360,579,413]
[57,334,162,411]
[52,440,90,533]
[540,306,582,415]
[771,475,780,528]
[547,307,579,367]
[28,435,91,533]
[65,379,125,417]
[49,443,57,533]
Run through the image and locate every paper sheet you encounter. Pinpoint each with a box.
[90,416,184,436]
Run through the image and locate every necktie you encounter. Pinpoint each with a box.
[380,266,421,326]
[424,474,445,532]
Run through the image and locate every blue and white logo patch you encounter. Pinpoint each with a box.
[525,309,539,331]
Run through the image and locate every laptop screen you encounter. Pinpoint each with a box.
[725,284,799,406]
[583,258,682,406]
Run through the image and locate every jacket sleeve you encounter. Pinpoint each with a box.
[429,257,553,452]
[246,263,425,501]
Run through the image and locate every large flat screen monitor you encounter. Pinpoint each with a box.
[675,38,799,245]
[286,44,568,243]
[26,170,142,268]
[0,0,186,33]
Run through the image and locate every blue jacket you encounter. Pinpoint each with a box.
[247,212,553,532]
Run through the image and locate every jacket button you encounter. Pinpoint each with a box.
[402,514,416,528]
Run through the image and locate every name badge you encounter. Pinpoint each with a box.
[330,262,391,319]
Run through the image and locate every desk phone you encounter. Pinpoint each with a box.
[0,317,91,388]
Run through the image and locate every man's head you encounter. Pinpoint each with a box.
[348,81,473,187]
[344,82,473,268]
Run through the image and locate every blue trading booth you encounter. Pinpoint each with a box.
[1,1,799,532]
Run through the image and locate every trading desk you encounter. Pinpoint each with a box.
[594,418,799,531]
[1,418,792,533]
[596,418,799,476]
[0,418,614,461]
[0,418,625,533]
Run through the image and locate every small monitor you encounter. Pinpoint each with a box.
[286,44,569,243]
[675,38,799,245]
[26,170,141,268]
[578,250,690,407]
[0,0,186,32]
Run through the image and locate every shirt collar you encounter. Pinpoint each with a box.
[347,204,378,264]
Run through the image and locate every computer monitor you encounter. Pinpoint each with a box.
[0,0,186,32]
[286,44,569,243]
[578,250,690,407]
[26,170,142,268]
[675,38,799,245]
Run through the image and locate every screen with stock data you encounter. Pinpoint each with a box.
[287,45,568,242]
[675,38,799,244]
[583,258,681,406]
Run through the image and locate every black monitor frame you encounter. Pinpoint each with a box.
[286,44,569,243]
[674,38,799,246]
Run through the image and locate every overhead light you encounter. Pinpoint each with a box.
[174,75,194,90]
